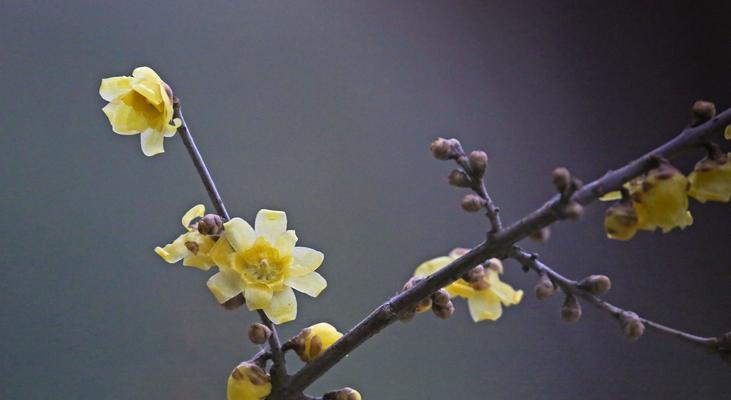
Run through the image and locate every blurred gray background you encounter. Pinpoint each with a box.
[1,1,730,399]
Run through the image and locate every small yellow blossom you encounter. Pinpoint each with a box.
[99,66,181,156]
[414,249,522,322]
[227,362,271,400]
[688,153,731,203]
[207,209,326,324]
[155,204,216,270]
[295,322,343,362]
[604,201,641,241]
[630,163,693,233]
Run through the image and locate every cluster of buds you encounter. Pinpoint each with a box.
[323,387,362,400]
[429,138,492,214]
[552,167,584,220]
[398,277,455,321]
[288,323,343,362]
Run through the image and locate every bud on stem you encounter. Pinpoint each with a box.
[534,274,556,300]
[619,311,645,342]
[561,294,581,323]
[248,323,272,345]
[578,275,612,295]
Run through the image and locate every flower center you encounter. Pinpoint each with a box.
[233,237,291,287]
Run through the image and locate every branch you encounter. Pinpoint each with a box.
[173,100,288,382]
[509,247,721,351]
[286,107,731,394]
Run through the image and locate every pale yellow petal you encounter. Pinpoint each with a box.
[210,237,234,270]
[154,235,189,263]
[99,76,133,101]
[599,191,622,201]
[102,101,146,135]
[182,255,214,271]
[207,271,242,303]
[255,209,287,240]
[182,204,206,229]
[413,256,453,278]
[288,247,324,277]
[132,66,163,81]
[244,284,274,310]
[140,129,165,156]
[263,287,297,324]
[487,269,523,305]
[131,66,164,106]
[467,290,503,322]
[274,230,298,257]
[285,272,327,297]
[224,217,256,252]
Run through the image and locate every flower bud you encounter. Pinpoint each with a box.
[461,194,486,212]
[415,296,433,313]
[534,274,556,300]
[323,387,362,400]
[429,137,462,160]
[528,227,551,243]
[468,150,488,178]
[431,288,451,307]
[462,265,489,290]
[448,169,472,188]
[248,323,271,345]
[432,301,455,319]
[604,201,640,241]
[227,362,272,400]
[560,295,581,323]
[293,323,343,362]
[619,311,645,342]
[690,100,716,127]
[198,213,225,237]
[562,202,584,220]
[578,275,611,295]
[552,167,571,192]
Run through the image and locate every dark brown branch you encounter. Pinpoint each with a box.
[286,107,731,394]
[454,155,503,232]
[510,247,721,351]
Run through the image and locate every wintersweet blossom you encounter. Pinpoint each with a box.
[688,153,731,203]
[155,205,216,270]
[630,163,693,233]
[295,322,343,362]
[414,249,522,322]
[99,66,181,156]
[207,209,326,324]
[227,362,271,400]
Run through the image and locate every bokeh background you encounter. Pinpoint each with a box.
[1,1,730,399]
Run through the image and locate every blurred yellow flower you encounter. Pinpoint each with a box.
[688,153,731,203]
[154,204,216,270]
[227,362,271,400]
[630,164,693,233]
[295,322,343,362]
[414,249,522,322]
[604,201,641,241]
[99,66,181,156]
[207,209,326,324]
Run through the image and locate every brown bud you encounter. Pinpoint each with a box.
[562,202,584,220]
[534,274,556,300]
[429,137,462,160]
[448,169,472,188]
[415,296,433,313]
[620,311,645,342]
[462,265,486,284]
[552,167,571,192]
[248,323,271,345]
[432,301,455,319]
[461,194,486,212]
[690,100,716,127]
[324,387,362,400]
[560,295,581,323]
[528,227,551,243]
[578,275,611,295]
[184,241,199,255]
[198,213,225,237]
[468,150,488,178]
[431,289,451,307]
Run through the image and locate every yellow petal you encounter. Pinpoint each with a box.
[255,209,287,240]
[154,235,189,263]
[102,101,146,135]
[467,290,503,322]
[599,191,622,201]
[285,272,327,297]
[210,237,234,269]
[263,287,297,324]
[288,247,324,277]
[244,284,274,310]
[274,230,298,257]
[413,256,453,277]
[140,129,165,156]
[207,271,243,303]
[182,204,206,229]
[486,269,523,306]
[99,76,133,101]
[224,217,256,252]
[182,254,214,271]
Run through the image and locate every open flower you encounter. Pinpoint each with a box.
[414,249,522,322]
[630,163,693,233]
[154,204,216,270]
[688,153,731,203]
[99,66,180,156]
[207,209,326,324]
[227,362,271,400]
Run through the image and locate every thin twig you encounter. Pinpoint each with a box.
[509,247,720,351]
[286,107,731,395]
[455,155,502,232]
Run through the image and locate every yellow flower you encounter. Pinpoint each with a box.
[414,249,522,322]
[688,153,731,203]
[294,322,343,362]
[604,201,641,241]
[154,204,216,270]
[630,163,693,233]
[99,66,181,156]
[227,362,271,400]
[207,209,326,324]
